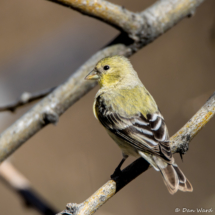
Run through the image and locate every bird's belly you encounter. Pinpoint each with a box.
[107,130,140,157]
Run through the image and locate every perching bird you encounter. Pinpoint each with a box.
[85,55,193,194]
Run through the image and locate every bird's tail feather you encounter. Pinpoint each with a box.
[154,157,193,194]
[172,164,193,192]
[138,152,193,194]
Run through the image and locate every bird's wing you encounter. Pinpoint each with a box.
[95,96,172,162]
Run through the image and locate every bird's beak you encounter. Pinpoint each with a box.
[85,69,100,80]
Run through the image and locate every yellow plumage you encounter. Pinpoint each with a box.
[85,55,193,194]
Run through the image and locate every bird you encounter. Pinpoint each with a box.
[85,55,193,194]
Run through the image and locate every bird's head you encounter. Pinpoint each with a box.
[85,55,136,88]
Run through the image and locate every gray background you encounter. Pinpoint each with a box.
[0,0,215,214]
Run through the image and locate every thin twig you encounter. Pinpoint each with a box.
[0,87,56,113]
[57,92,215,215]
[0,161,57,215]
[0,0,205,163]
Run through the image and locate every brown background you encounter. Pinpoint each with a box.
[0,0,215,214]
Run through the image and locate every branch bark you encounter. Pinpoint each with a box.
[171,91,215,154]
[0,0,205,163]
[57,92,215,215]
[46,0,204,43]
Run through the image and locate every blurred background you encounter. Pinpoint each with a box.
[0,0,215,214]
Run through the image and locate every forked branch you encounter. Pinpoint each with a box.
[0,0,211,214]
[0,0,205,164]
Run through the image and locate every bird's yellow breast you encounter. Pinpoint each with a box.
[94,85,158,119]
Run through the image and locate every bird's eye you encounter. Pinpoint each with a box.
[103,65,110,70]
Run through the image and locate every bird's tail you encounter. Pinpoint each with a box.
[154,156,193,194]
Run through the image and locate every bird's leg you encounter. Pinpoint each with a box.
[111,154,128,179]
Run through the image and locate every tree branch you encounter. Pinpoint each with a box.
[57,92,215,215]
[0,0,204,111]
[46,0,204,42]
[0,0,205,165]
[0,161,57,215]
[0,87,56,113]
[171,91,215,154]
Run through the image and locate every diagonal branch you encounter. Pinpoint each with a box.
[0,0,204,113]
[0,161,57,215]
[57,92,215,215]
[171,91,215,154]
[0,0,206,164]
[0,87,56,113]
[46,0,204,42]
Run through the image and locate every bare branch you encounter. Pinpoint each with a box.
[0,0,206,165]
[171,91,215,154]
[46,0,204,42]
[0,87,56,113]
[46,0,143,40]
[0,161,57,215]
[57,92,215,215]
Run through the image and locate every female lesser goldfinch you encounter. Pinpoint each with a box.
[85,55,193,194]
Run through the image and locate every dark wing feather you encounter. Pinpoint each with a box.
[96,96,173,162]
